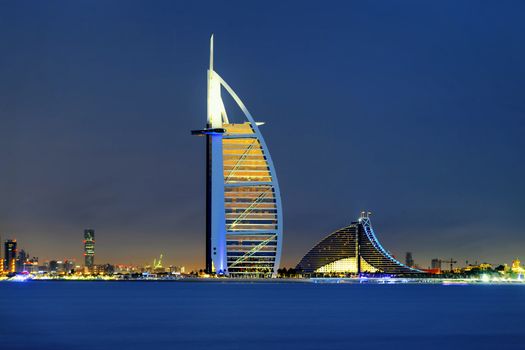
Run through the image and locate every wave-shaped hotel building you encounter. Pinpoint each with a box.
[192,36,282,277]
[296,212,421,276]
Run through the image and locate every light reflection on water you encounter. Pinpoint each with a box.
[0,281,524,350]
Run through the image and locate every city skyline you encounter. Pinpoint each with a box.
[1,2,524,270]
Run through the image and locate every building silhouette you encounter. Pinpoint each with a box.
[296,212,421,275]
[49,260,59,273]
[405,252,414,267]
[192,36,282,278]
[16,249,28,273]
[431,259,442,270]
[84,229,95,269]
[64,260,75,274]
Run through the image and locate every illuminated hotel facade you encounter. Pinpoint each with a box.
[192,36,282,277]
[296,212,421,275]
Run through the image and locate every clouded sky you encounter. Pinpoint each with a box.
[1,1,524,270]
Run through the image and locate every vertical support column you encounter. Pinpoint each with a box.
[205,135,212,274]
[357,224,362,276]
[209,133,227,275]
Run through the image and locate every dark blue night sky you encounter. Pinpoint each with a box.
[1,1,524,269]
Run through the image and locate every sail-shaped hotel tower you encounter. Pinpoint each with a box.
[192,36,282,278]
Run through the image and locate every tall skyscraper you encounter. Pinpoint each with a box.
[405,252,414,267]
[84,229,95,269]
[192,36,283,277]
[4,239,17,273]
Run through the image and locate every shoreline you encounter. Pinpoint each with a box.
[2,276,524,285]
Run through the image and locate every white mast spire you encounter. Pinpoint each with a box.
[210,34,214,73]
[207,34,228,127]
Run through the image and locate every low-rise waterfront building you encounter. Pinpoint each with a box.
[511,259,524,274]
[296,212,422,276]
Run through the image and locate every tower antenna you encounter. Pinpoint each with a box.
[209,34,214,72]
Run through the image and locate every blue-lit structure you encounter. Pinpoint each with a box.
[192,36,282,277]
[296,212,422,275]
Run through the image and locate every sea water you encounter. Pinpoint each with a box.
[0,281,524,350]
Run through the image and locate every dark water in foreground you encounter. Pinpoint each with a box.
[1,281,524,350]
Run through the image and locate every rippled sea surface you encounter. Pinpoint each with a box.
[1,281,524,350]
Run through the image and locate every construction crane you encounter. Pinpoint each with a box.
[441,258,457,272]
[153,254,163,269]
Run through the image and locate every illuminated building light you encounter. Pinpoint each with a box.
[192,35,282,278]
[316,258,358,273]
[296,212,422,276]
[4,239,17,273]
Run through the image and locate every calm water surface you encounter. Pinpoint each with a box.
[0,281,524,350]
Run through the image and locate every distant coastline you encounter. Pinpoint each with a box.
[2,276,525,285]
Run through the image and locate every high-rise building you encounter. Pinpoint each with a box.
[25,257,39,274]
[405,252,414,267]
[4,239,17,273]
[49,260,59,273]
[431,258,442,270]
[84,229,95,269]
[16,249,28,272]
[192,36,282,278]
[64,260,75,274]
